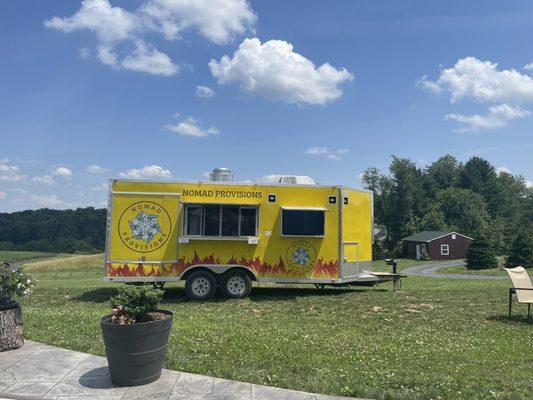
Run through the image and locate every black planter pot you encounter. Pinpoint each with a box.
[0,300,19,311]
[100,310,173,387]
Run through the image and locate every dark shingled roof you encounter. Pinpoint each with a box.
[402,231,452,242]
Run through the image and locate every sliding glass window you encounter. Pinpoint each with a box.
[185,205,258,237]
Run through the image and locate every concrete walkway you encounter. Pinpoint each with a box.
[402,260,506,280]
[0,341,361,400]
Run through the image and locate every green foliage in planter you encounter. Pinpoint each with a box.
[110,285,163,324]
[0,262,36,304]
[466,236,497,270]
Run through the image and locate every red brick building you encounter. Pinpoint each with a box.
[402,231,473,261]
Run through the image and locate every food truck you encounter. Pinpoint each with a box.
[104,169,400,300]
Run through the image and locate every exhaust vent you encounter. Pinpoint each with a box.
[209,168,234,182]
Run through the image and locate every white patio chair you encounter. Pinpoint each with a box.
[503,266,533,319]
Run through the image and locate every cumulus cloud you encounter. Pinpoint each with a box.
[196,85,215,98]
[31,175,55,185]
[51,167,73,178]
[165,116,220,137]
[140,0,256,44]
[119,165,172,179]
[445,104,530,132]
[306,147,349,160]
[419,57,533,103]
[86,164,110,174]
[420,57,533,131]
[0,159,27,182]
[28,194,63,208]
[121,40,179,76]
[44,0,256,75]
[44,0,139,44]
[495,166,511,175]
[209,38,354,105]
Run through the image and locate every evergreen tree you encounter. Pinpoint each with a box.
[506,230,533,268]
[466,235,498,270]
[459,157,504,218]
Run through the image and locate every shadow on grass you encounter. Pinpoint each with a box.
[486,315,533,325]
[249,286,385,302]
[75,287,119,303]
[76,284,387,304]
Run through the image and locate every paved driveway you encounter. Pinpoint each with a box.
[402,260,506,280]
[0,340,363,400]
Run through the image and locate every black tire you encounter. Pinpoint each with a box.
[185,270,217,300]
[220,270,252,299]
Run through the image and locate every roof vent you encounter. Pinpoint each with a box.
[209,168,233,182]
[278,175,316,185]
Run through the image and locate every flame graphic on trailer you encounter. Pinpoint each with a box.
[108,251,339,279]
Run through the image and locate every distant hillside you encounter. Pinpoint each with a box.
[0,207,106,253]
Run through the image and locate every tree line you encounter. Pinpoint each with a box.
[363,155,532,261]
[0,207,107,253]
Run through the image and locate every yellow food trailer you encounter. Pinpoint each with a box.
[104,172,400,299]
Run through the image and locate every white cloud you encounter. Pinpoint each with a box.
[140,0,256,44]
[165,116,220,137]
[196,85,215,98]
[305,147,329,156]
[45,0,257,75]
[524,63,533,72]
[119,165,172,179]
[0,191,6,200]
[44,0,139,44]
[97,45,119,66]
[51,167,73,178]
[31,175,55,185]
[305,147,349,160]
[0,159,27,182]
[86,164,110,174]
[90,183,108,191]
[28,194,63,208]
[495,166,512,175]
[419,57,533,104]
[121,40,179,76]
[209,38,354,105]
[445,104,530,132]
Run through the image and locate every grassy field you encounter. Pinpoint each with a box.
[10,252,533,400]
[0,251,59,263]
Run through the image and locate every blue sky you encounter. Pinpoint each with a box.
[0,0,532,212]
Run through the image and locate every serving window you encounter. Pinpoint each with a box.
[281,208,325,236]
[184,204,258,237]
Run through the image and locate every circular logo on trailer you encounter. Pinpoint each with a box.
[118,201,171,253]
[286,241,317,273]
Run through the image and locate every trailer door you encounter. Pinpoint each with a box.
[106,190,180,274]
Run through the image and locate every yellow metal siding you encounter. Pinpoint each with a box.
[341,189,372,263]
[106,181,368,281]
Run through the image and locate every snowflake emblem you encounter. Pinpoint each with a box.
[292,247,310,266]
[129,211,161,243]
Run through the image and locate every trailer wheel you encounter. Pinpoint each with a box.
[220,270,252,299]
[185,270,217,300]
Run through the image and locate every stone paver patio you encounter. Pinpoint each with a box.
[0,341,362,400]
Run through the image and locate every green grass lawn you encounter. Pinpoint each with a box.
[12,253,533,400]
